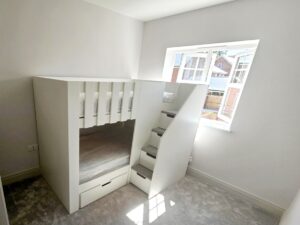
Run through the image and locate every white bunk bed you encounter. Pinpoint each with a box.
[33,76,208,213]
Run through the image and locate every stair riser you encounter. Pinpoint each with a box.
[159,113,174,129]
[149,132,161,148]
[130,170,151,194]
[140,151,155,171]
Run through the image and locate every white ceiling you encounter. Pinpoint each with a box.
[84,0,236,21]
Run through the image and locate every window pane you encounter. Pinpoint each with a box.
[174,53,183,66]
[202,89,224,120]
[220,87,240,118]
[231,70,246,83]
[184,57,197,68]
[197,57,206,69]
[195,70,204,81]
[182,69,194,80]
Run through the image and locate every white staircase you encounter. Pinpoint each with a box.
[129,81,208,198]
[130,109,176,194]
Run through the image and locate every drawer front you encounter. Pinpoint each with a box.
[79,165,129,193]
[80,173,127,208]
[130,170,151,194]
[159,113,173,129]
[140,151,155,171]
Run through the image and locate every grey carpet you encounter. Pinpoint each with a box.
[3,175,280,225]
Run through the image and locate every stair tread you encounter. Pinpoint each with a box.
[132,164,153,179]
[141,145,158,157]
[152,127,166,136]
[161,110,177,117]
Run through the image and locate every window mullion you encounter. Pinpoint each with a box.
[193,57,200,81]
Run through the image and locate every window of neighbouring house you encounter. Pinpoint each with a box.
[163,40,259,130]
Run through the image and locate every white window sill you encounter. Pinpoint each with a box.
[199,118,232,132]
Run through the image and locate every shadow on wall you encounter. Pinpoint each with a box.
[0,76,39,176]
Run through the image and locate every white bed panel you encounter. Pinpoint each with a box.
[84,82,98,128]
[97,82,112,126]
[110,82,123,123]
[130,82,139,119]
[121,82,133,121]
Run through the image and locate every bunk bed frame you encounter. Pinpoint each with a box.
[33,76,208,213]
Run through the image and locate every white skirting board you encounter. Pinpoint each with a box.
[1,167,40,185]
[187,166,284,217]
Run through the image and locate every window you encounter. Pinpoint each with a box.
[162,40,259,131]
[177,53,213,83]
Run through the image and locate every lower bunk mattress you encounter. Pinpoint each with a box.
[79,128,132,184]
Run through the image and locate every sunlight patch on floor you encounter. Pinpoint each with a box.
[126,194,176,225]
[126,204,144,225]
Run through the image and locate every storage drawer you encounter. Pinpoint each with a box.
[79,165,129,193]
[80,173,127,208]
[140,151,155,171]
[130,169,151,194]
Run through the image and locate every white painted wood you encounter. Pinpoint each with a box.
[130,82,139,119]
[139,151,155,171]
[67,82,81,213]
[39,76,133,82]
[97,82,112,126]
[149,84,208,198]
[84,82,98,128]
[121,82,132,121]
[33,77,77,213]
[79,82,85,118]
[129,81,165,169]
[79,165,129,193]
[79,118,84,129]
[80,173,127,208]
[0,178,9,225]
[35,77,141,213]
[159,113,174,129]
[130,169,151,194]
[110,82,123,123]
[149,132,161,148]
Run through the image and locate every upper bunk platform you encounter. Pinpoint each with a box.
[35,76,134,82]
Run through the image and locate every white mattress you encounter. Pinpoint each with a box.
[79,125,132,184]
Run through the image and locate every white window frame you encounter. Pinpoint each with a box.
[217,52,255,124]
[177,52,215,84]
[163,40,259,131]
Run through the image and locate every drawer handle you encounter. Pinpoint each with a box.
[157,133,163,137]
[146,153,156,159]
[166,114,175,118]
[137,172,146,179]
[102,181,111,187]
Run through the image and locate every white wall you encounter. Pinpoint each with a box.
[138,0,300,209]
[280,190,300,225]
[0,0,143,177]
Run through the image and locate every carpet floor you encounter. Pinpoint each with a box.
[3,175,280,225]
